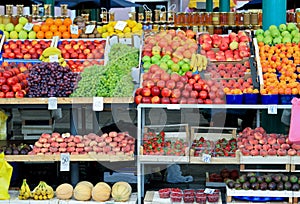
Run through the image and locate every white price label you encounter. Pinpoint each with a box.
[70,25,79,35]
[49,54,59,62]
[204,188,215,194]
[23,23,34,31]
[114,21,127,31]
[93,97,103,111]
[48,97,57,110]
[268,105,278,114]
[202,153,211,163]
[167,104,180,110]
[110,35,119,45]
[60,153,70,171]
[128,13,132,18]
[85,24,95,34]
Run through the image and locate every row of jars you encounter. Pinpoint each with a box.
[287,11,300,23]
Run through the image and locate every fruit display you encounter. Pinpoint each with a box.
[72,43,139,97]
[2,40,51,59]
[111,181,132,202]
[206,61,250,79]
[55,183,73,200]
[29,132,135,156]
[74,181,92,201]
[27,62,78,97]
[226,172,300,191]
[142,131,188,156]
[142,29,198,75]
[57,39,106,59]
[209,168,239,182]
[0,62,29,98]
[237,127,299,156]
[135,65,226,104]
[199,31,251,61]
[0,143,32,155]
[39,47,67,67]
[255,23,300,45]
[31,181,54,200]
[66,59,104,72]
[0,17,36,39]
[92,182,111,202]
[97,20,143,38]
[191,137,237,157]
[18,179,32,200]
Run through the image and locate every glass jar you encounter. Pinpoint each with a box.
[235,12,243,25]
[61,4,68,16]
[138,13,144,23]
[3,15,11,24]
[188,12,194,26]
[297,10,300,23]
[212,12,220,25]
[11,15,19,26]
[207,25,214,35]
[154,9,160,23]
[250,12,259,25]
[128,12,136,21]
[0,15,3,24]
[205,12,212,25]
[145,10,152,23]
[32,4,39,16]
[160,11,167,22]
[5,5,13,16]
[167,11,175,23]
[258,11,262,26]
[287,12,295,23]
[182,12,189,26]
[244,12,250,25]
[228,12,235,25]
[222,25,229,34]
[214,25,222,34]
[220,12,228,26]
[109,12,115,22]
[17,5,24,16]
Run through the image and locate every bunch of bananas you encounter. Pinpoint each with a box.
[18,179,32,200]
[39,47,67,67]
[190,53,208,72]
[32,181,54,200]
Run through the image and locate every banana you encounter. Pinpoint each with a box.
[190,53,197,71]
[196,54,203,72]
[201,54,208,70]
[41,47,61,58]
[18,179,32,200]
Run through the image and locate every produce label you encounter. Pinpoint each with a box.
[49,54,59,62]
[268,105,277,114]
[204,188,215,194]
[114,21,127,31]
[167,104,180,110]
[93,97,103,111]
[60,153,70,171]
[70,25,79,35]
[23,23,34,31]
[202,153,211,163]
[85,24,96,34]
[48,97,57,110]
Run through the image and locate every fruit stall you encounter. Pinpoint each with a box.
[0,2,299,204]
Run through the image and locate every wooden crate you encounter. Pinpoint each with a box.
[189,126,239,164]
[226,186,293,204]
[239,152,291,172]
[205,172,226,188]
[144,191,222,204]
[139,124,190,163]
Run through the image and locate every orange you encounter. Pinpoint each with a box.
[62,31,70,39]
[33,25,40,32]
[50,25,58,33]
[53,31,61,37]
[63,18,72,26]
[71,33,79,38]
[37,31,45,39]
[45,18,54,26]
[41,24,49,32]
[45,31,53,39]
[59,25,67,33]
[54,19,63,27]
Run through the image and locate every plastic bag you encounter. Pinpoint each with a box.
[288,98,300,143]
[166,164,193,183]
[0,110,7,140]
[0,152,13,200]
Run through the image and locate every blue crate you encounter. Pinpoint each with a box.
[243,93,259,104]
[261,94,279,104]
[280,94,297,104]
[226,94,243,104]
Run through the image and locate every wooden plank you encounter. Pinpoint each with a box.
[138,155,189,163]
[226,186,293,198]
[144,191,155,204]
[239,152,291,164]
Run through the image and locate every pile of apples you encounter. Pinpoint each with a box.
[238,127,300,157]
[199,31,251,61]
[142,29,198,75]
[29,132,135,156]
[0,62,30,98]
[58,39,106,59]
[135,65,226,104]
[206,61,250,79]
[2,40,51,59]
[66,60,104,72]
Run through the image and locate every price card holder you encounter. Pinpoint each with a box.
[109,35,119,46]
[48,97,57,110]
[132,35,141,49]
[85,24,95,34]
[114,21,127,31]
[202,153,211,163]
[70,25,79,35]
[60,153,70,171]
[167,104,180,110]
[49,55,59,62]
[204,188,215,194]
[93,97,103,111]
[268,105,278,114]
[23,23,34,31]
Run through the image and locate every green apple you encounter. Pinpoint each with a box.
[263,35,273,45]
[15,24,23,32]
[273,37,282,45]
[5,23,14,32]
[167,69,172,74]
[271,29,280,38]
[0,24,4,31]
[282,36,291,43]
[287,23,296,32]
[153,54,161,60]
[151,55,160,64]
[28,31,36,39]
[9,31,18,39]
[291,29,299,37]
[4,31,9,39]
[292,37,300,43]
[166,59,174,68]
[171,63,180,72]
[178,60,185,68]
[294,33,300,39]
[279,24,287,32]
[161,54,171,61]
[143,61,152,69]
[159,62,168,71]
[281,31,290,37]
[268,25,278,31]
[256,34,264,42]
[183,58,190,64]
[264,30,271,37]
[181,63,190,72]
[18,30,27,39]
[18,17,28,26]
[255,29,264,36]
[142,55,151,63]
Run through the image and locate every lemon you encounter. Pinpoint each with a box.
[136,23,143,29]
[123,27,131,33]
[102,32,109,38]
[132,26,140,33]
[97,26,103,34]
[107,26,114,33]
[127,20,137,28]
[117,33,125,38]
[124,33,132,38]
[102,25,108,32]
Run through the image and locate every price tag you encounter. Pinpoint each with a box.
[23,23,34,31]
[70,25,79,35]
[128,13,132,18]
[48,97,57,110]
[49,54,59,62]
[85,24,95,34]
[268,105,278,114]
[114,21,127,31]
[93,97,103,111]
[110,35,119,46]
[60,153,70,171]
[167,104,181,110]
[204,188,215,194]
[202,153,211,163]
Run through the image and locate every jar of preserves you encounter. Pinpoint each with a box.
[250,12,259,25]
[0,15,3,24]
[6,5,13,16]
[32,4,39,16]
[205,12,212,25]
[145,10,152,22]
[182,12,189,26]
[287,12,295,23]
[100,8,108,23]
[109,12,115,22]
[244,12,250,25]
[16,5,24,16]
[61,4,68,17]
[191,12,200,26]
[177,12,185,25]
[296,9,300,23]
[3,15,11,24]
[214,25,222,34]
[228,12,235,25]
[220,12,228,26]
[154,9,160,23]
[207,25,214,35]
[138,13,144,23]
[212,12,220,25]
[258,11,262,26]
[11,15,19,26]
[235,12,243,25]
[188,12,195,26]
[167,10,175,23]
[199,12,205,24]
[222,25,229,34]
